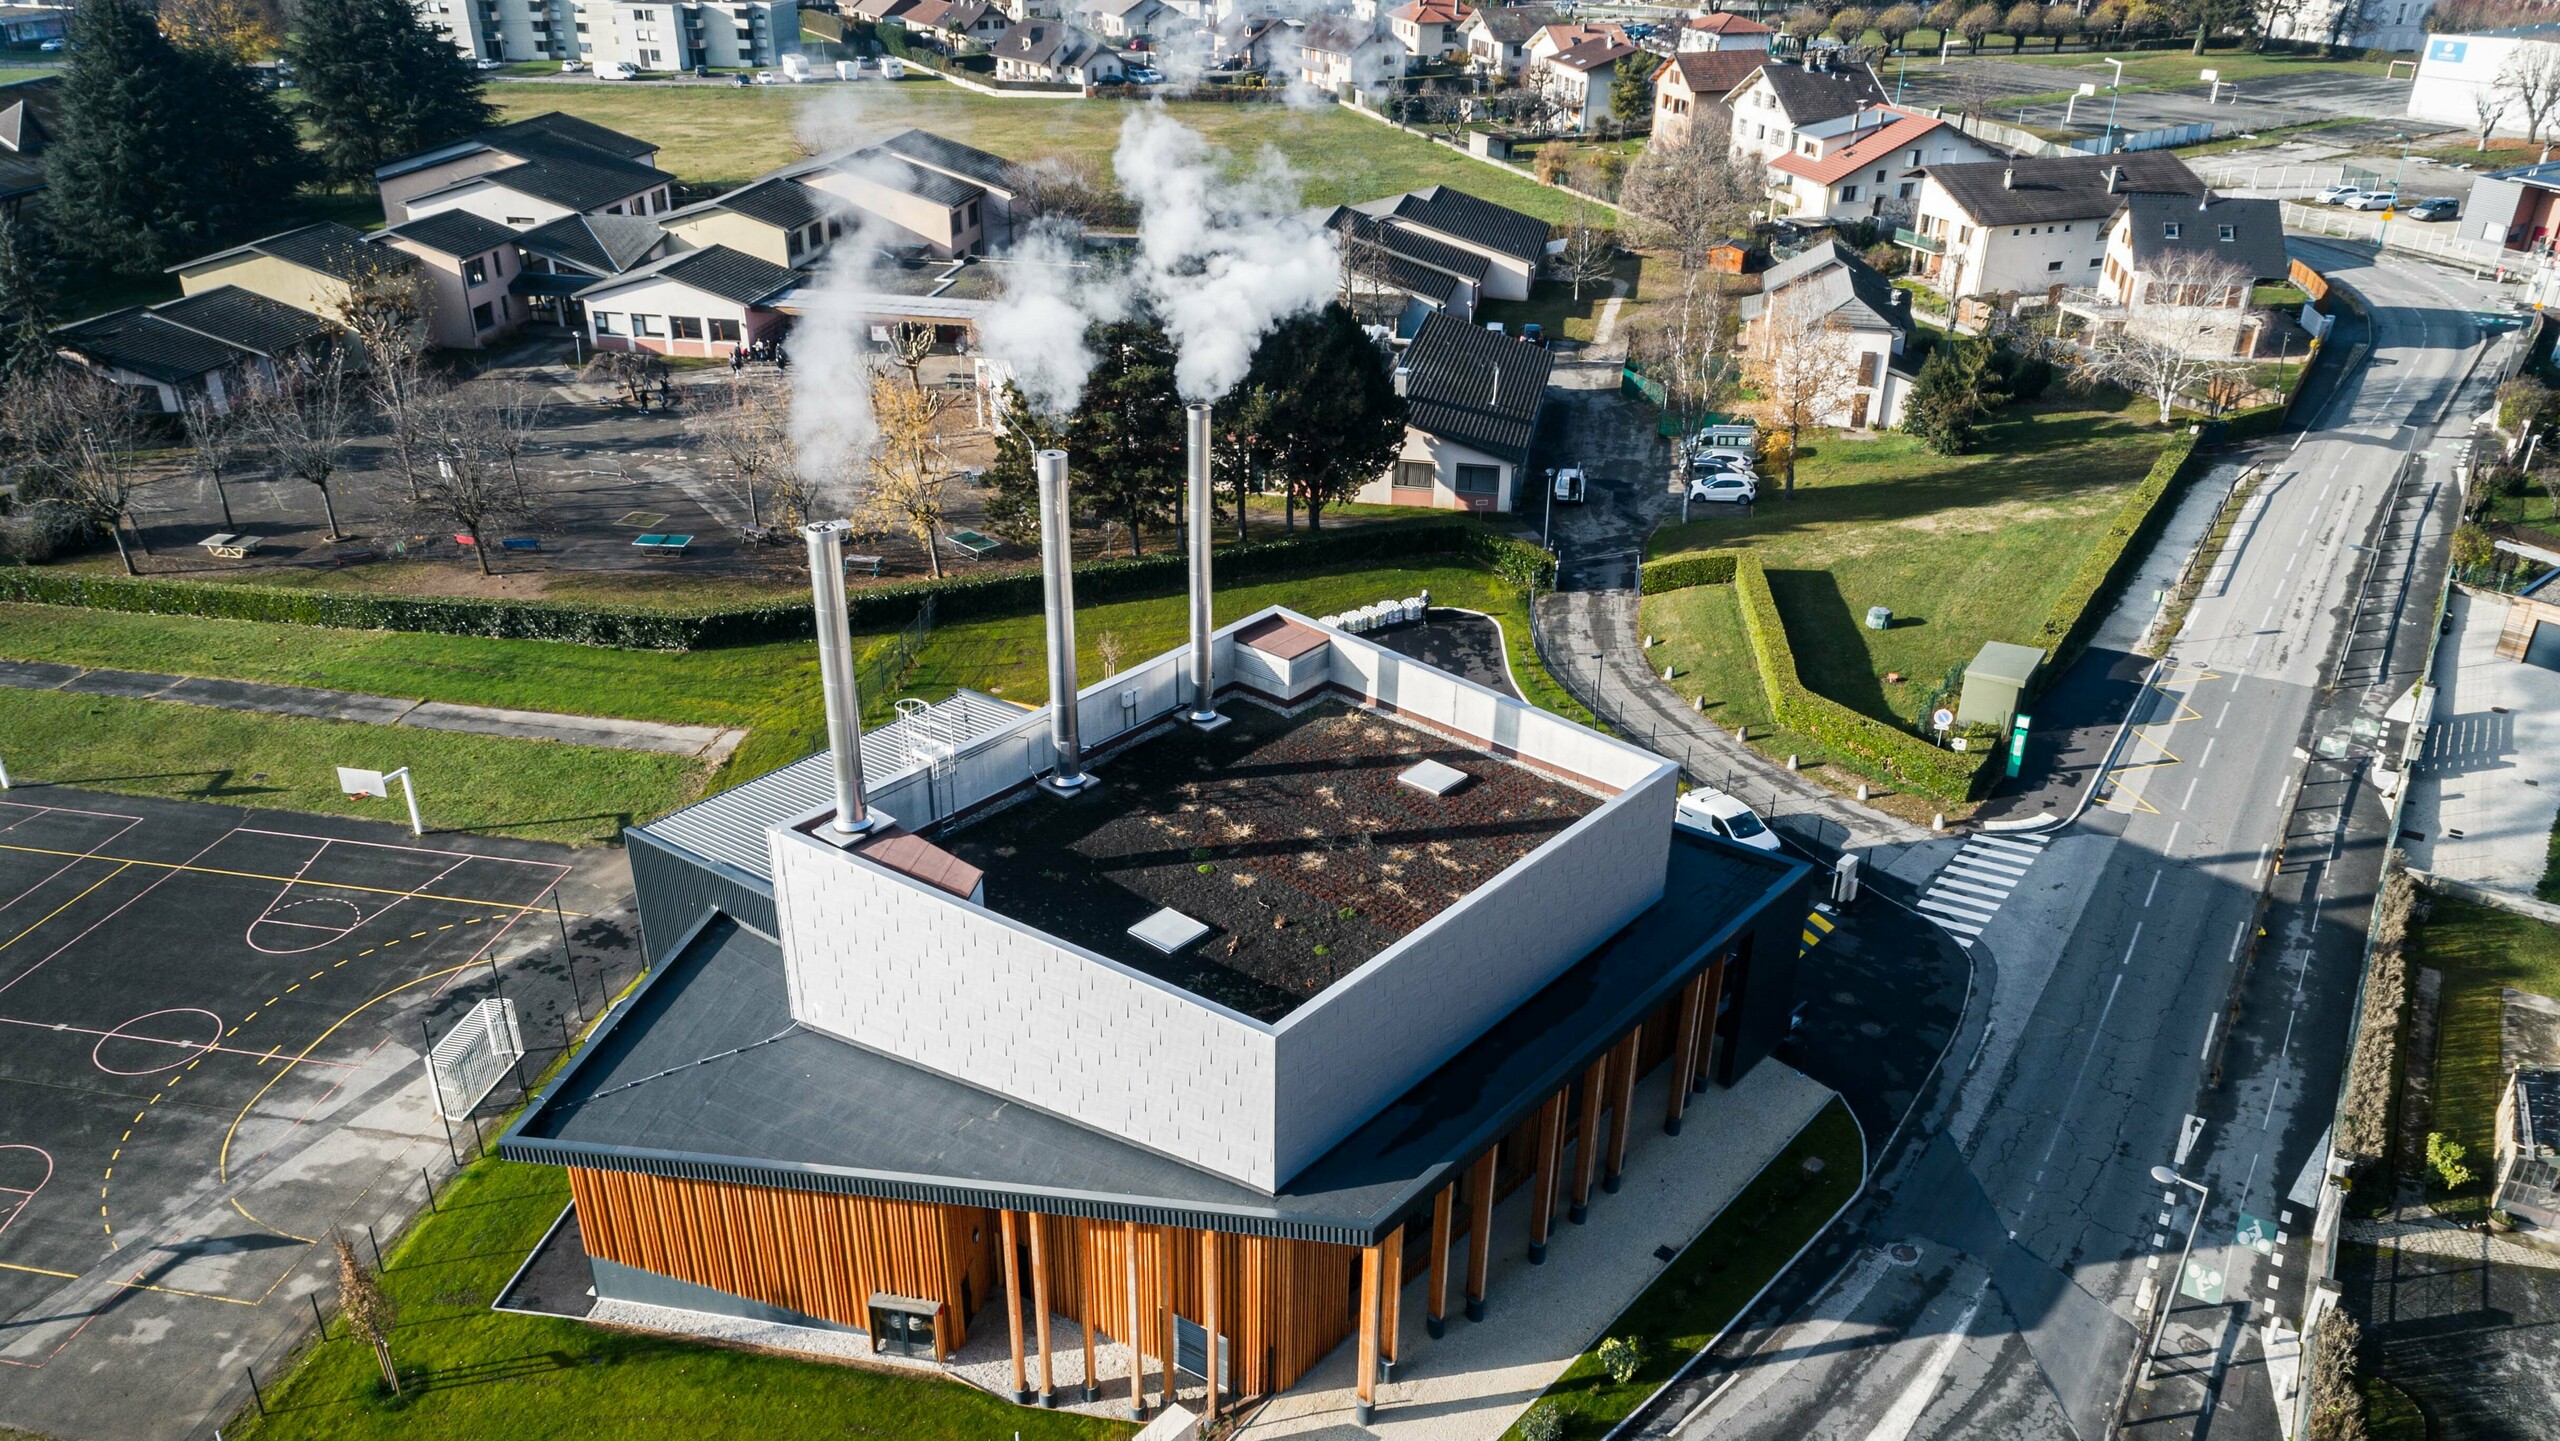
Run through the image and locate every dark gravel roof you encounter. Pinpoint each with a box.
[175,221,415,282]
[516,212,667,275]
[582,244,802,306]
[150,286,332,357]
[1918,150,2204,228]
[501,831,1805,1242]
[380,208,521,259]
[1401,309,1551,463]
[2120,192,2289,280]
[1366,185,1550,264]
[1754,60,1885,124]
[56,307,249,384]
[874,127,1022,193]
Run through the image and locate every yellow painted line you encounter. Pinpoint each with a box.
[229,1197,314,1245]
[0,1259,77,1279]
[0,861,134,954]
[1808,912,1835,933]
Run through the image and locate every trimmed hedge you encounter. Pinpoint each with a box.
[1728,552,1992,803]
[0,519,1552,652]
[2033,430,2202,669]
[1637,550,1738,593]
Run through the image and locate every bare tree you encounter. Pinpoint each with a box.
[583,350,668,410]
[856,371,958,579]
[1754,283,1863,495]
[1335,218,1409,331]
[2505,44,2560,143]
[250,350,362,541]
[412,399,541,575]
[1553,197,1618,302]
[1631,271,1741,426]
[329,259,438,499]
[2475,76,2514,151]
[1012,151,1127,231]
[2076,252,2255,424]
[180,392,251,531]
[335,1237,399,1396]
[483,380,548,492]
[883,321,938,394]
[2,368,156,572]
[686,371,794,531]
[1620,121,1759,272]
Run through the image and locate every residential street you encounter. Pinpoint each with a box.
[1598,244,2521,1441]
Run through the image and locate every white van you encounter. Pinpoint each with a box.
[597,61,637,80]
[1672,787,1781,852]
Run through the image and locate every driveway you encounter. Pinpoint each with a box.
[2403,586,2560,898]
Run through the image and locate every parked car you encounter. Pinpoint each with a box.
[1483,321,1505,335]
[732,72,753,85]
[754,69,777,84]
[37,38,62,51]
[2408,194,2460,221]
[1551,467,1586,504]
[1687,472,1757,505]
[561,58,586,71]
[597,61,638,79]
[2346,190,2396,211]
[691,63,710,77]
[2314,183,2365,206]
[1689,450,1754,476]
[1521,323,1545,347]
[1673,787,1781,853]
[475,57,504,69]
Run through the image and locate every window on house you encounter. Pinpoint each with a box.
[507,215,534,226]
[1898,182,1915,199]
[594,311,622,335]
[2047,260,2062,271]
[2063,223,2071,232]
[2090,257,2103,267]
[787,229,804,257]
[1393,460,1435,491]
[1874,168,1885,182]
[2011,227,2020,236]
[1856,351,1879,387]
[2163,222,2181,239]
[671,316,704,340]
[2218,225,2235,241]
[709,318,741,343]
[472,301,495,330]
[632,313,664,338]
[1453,464,1500,494]
[964,200,980,229]
[1907,148,1921,165]
[1956,225,1971,242]
[465,256,489,285]
[1840,185,1858,201]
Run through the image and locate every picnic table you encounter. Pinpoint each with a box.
[943,530,1002,562]
[633,533,695,557]
[845,553,883,578]
[197,532,263,559]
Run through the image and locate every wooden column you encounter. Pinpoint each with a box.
[1666,970,1706,1135]
[1354,1242,1384,1426]
[1080,1242,1098,1404]
[1465,1148,1496,1321]
[1425,1183,1454,1339]
[1157,1227,1175,1413]
[1380,1222,1405,1373]
[1604,1031,1639,1193]
[1570,1055,1606,1224]
[1529,1089,1563,1263]
[1695,957,1728,1092]
[1201,1230,1221,1421]
[1000,1210,1029,1403]
[1028,1212,1055,1405]
[1123,1220,1146,1420]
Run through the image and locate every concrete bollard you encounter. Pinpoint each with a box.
[1786,754,1798,771]
[1664,664,1675,682]
[1692,694,1704,712]
[1856,783,1870,801]
[1932,813,1946,832]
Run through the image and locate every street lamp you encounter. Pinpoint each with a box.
[2102,57,2125,153]
[1542,468,1557,552]
[2065,81,2096,127]
[2390,132,2412,205]
[2140,1163,2212,1385]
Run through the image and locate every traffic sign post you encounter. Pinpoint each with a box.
[1932,707,1954,749]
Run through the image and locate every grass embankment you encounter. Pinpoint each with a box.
[493,81,1587,220]
[1502,1100,1862,1440]
[0,556,1582,823]
[1645,399,2172,732]
[2407,898,2560,1215]
[221,1155,1135,1441]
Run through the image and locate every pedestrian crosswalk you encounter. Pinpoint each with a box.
[1916,832,2050,947]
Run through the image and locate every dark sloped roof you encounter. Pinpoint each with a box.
[1401,310,1552,463]
[1755,60,1886,124]
[466,146,665,214]
[517,213,667,275]
[1366,185,1550,265]
[992,18,1096,62]
[1467,5,1560,44]
[1920,150,2204,228]
[1549,35,1638,71]
[380,208,521,259]
[487,111,658,163]
[845,150,986,208]
[1667,49,1764,101]
[176,221,415,282]
[0,73,60,156]
[56,307,250,385]
[1738,239,1910,334]
[704,175,845,230]
[150,286,331,358]
[583,244,802,306]
[1326,207,1488,300]
[875,127,1022,194]
[0,152,42,203]
[2120,192,2289,281]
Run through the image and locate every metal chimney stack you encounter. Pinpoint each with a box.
[1183,403,1226,730]
[1035,449,1092,793]
[801,520,873,839]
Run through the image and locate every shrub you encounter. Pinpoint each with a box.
[1638,549,1740,593]
[2034,431,2200,668]
[1516,1400,1566,1441]
[0,500,96,564]
[1597,1335,1646,1385]
[2426,1131,2475,1190]
[2337,868,2414,1178]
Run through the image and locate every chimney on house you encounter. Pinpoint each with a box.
[2106,164,2125,194]
[2002,164,2015,190]
[801,520,874,840]
[1035,449,1092,794]
[1183,403,1226,730]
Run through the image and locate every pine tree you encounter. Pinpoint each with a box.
[1233,304,1405,530]
[0,208,57,385]
[1901,337,2003,456]
[981,383,1066,547]
[290,0,495,184]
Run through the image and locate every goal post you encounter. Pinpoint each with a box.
[425,998,523,1121]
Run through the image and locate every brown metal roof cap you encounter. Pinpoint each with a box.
[1237,614,1331,661]
[853,824,985,901]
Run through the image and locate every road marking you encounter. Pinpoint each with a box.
[2144,872,2161,907]
[2200,1015,2219,1061]
[1918,833,2047,940]
[2122,923,2144,969]
[1860,1274,1992,1441]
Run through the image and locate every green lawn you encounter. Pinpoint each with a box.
[1645,398,2173,730]
[0,687,700,845]
[1503,1101,1862,1441]
[492,81,1588,219]
[223,1154,1133,1441]
[1479,253,1683,345]
[2407,898,2560,1211]
[1638,584,1830,773]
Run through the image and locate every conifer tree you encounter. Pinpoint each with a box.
[290,0,496,184]
[0,209,57,384]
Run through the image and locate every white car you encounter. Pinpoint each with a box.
[561,59,587,71]
[1687,472,1757,505]
[1552,466,1586,504]
[1689,451,1754,476]
[2314,184,2365,206]
[2347,190,2397,210]
[1674,787,1782,852]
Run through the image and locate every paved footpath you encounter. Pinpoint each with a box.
[0,659,745,761]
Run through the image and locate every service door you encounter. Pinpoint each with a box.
[2527,620,2560,672]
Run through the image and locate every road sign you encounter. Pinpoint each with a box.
[1932,708,1955,732]
[2236,1212,2276,1256]
[2180,1255,2227,1304]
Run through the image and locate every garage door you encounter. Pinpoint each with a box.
[2527,620,2560,672]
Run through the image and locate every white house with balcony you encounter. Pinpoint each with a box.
[1898,150,2205,300]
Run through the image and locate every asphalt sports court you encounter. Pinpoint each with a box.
[0,791,568,1365]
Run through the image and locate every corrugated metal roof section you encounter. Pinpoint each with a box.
[641,690,1031,879]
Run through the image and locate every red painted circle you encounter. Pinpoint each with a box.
[91,1008,224,1076]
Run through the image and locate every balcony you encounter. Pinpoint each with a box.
[1894,227,1943,256]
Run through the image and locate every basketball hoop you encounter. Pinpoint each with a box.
[335,765,422,835]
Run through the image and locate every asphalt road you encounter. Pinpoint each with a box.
[1635,244,2516,1441]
